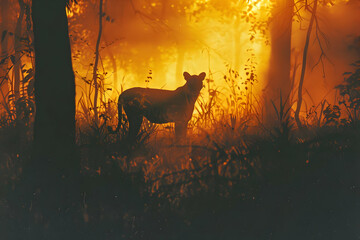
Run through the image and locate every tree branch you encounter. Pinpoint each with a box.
[92,0,103,124]
[294,0,318,129]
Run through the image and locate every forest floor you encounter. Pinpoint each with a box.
[0,119,359,240]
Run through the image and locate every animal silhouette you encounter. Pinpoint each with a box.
[111,71,206,142]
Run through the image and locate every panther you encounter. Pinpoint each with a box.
[111,71,206,142]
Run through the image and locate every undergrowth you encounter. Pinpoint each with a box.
[0,64,359,239]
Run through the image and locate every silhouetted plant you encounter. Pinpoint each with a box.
[193,85,220,128]
[0,51,35,125]
[223,67,247,116]
[336,60,360,126]
[270,92,294,144]
[323,104,341,126]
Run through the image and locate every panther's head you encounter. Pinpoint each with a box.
[183,71,206,93]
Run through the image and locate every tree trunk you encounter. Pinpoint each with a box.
[93,0,103,124]
[263,0,293,124]
[294,0,318,128]
[28,0,79,237]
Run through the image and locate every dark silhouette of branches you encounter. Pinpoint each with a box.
[295,0,318,129]
[312,15,332,76]
[93,0,103,124]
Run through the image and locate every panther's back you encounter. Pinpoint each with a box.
[119,87,180,106]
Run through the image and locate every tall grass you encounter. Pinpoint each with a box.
[72,62,359,199]
[1,64,359,239]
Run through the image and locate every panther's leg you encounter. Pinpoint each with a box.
[175,121,188,142]
[126,109,143,143]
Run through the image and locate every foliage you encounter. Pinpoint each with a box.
[0,0,34,125]
[2,94,359,238]
[336,60,360,125]
[323,104,341,125]
[270,92,294,143]
[1,73,360,239]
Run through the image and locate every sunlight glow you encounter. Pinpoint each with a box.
[69,0,273,120]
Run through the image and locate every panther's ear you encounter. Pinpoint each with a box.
[183,72,191,81]
[199,72,206,81]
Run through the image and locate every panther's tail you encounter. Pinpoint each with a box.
[108,98,123,133]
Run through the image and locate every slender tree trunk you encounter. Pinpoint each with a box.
[294,0,318,128]
[28,0,79,237]
[13,0,25,103]
[264,0,293,124]
[93,0,103,124]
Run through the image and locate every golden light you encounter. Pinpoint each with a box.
[66,0,359,127]
[68,0,274,123]
[246,0,272,11]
